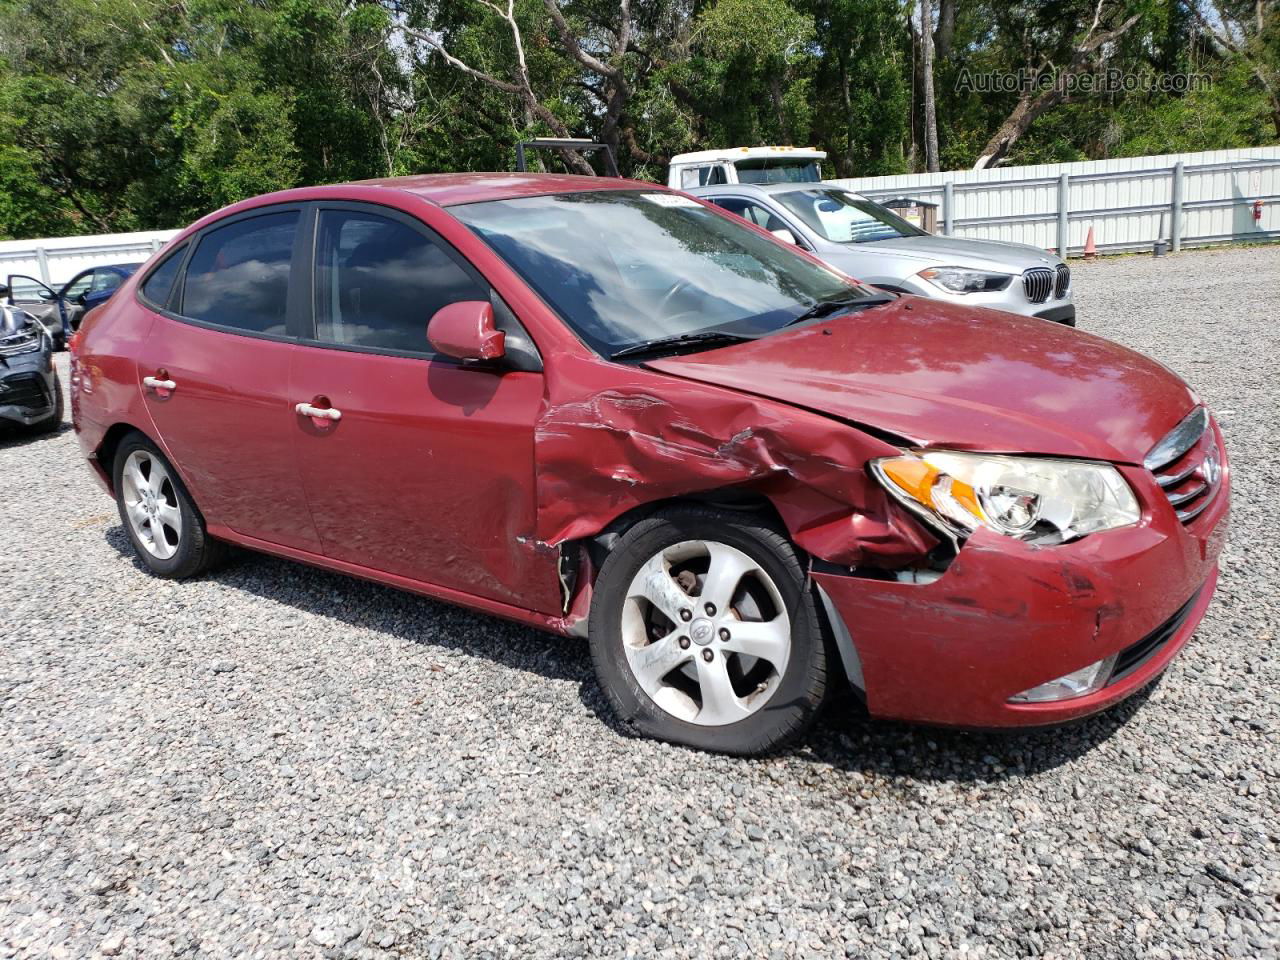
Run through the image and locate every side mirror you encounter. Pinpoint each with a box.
[427,300,506,363]
[0,284,8,300]
[770,228,798,245]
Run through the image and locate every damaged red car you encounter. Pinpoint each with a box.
[71,174,1229,755]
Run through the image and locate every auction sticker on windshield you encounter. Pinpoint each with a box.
[642,193,703,208]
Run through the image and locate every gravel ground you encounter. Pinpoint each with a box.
[2,245,1278,960]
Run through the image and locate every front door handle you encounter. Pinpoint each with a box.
[295,401,342,421]
[142,374,176,395]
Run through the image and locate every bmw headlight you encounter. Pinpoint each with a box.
[917,266,1012,294]
[871,450,1140,545]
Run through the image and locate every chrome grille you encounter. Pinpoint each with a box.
[1145,408,1222,524]
[1022,267,1053,304]
[1054,264,1070,299]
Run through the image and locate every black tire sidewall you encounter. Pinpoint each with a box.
[112,433,210,579]
[589,508,828,755]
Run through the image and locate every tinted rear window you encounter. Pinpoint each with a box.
[141,248,185,307]
[181,212,298,334]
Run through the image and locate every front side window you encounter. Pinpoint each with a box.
[62,273,92,300]
[452,191,864,358]
[140,244,188,307]
[312,210,486,354]
[181,211,298,334]
[6,275,55,303]
[90,270,123,295]
[711,198,792,234]
[775,189,926,243]
[679,166,728,189]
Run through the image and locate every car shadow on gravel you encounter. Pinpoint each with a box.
[0,421,72,447]
[103,525,594,686]
[797,682,1159,784]
[104,524,1158,783]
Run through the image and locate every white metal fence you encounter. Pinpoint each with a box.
[2,146,1277,281]
[829,145,1280,256]
[0,229,179,288]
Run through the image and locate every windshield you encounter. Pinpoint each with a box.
[775,189,927,243]
[734,159,821,184]
[452,191,868,358]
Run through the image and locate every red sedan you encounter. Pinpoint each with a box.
[70,174,1229,755]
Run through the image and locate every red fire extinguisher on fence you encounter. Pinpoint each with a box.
[1254,199,1264,222]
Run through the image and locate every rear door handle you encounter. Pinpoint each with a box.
[142,375,176,392]
[295,402,342,421]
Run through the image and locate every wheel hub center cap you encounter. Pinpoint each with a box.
[689,617,715,645]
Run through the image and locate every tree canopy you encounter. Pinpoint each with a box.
[0,0,1275,238]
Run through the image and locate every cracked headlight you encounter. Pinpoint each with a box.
[916,266,1012,294]
[871,450,1140,545]
[0,324,44,357]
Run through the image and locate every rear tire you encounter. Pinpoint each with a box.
[588,505,832,755]
[112,432,226,579]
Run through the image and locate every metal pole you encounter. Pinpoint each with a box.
[35,246,50,284]
[1171,162,1184,253]
[515,143,527,173]
[943,181,954,236]
[1057,173,1070,257]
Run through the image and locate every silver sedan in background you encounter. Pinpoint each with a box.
[688,182,1076,325]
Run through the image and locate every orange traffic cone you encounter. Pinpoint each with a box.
[1083,226,1097,261]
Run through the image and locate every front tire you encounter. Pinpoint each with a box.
[588,505,832,755]
[112,433,225,579]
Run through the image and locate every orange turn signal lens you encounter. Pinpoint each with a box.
[874,455,989,532]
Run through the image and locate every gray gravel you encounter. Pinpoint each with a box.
[2,245,1278,959]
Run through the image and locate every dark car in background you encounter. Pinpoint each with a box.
[0,300,61,435]
[4,263,142,349]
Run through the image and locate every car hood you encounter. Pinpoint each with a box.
[830,234,1062,271]
[645,298,1196,463]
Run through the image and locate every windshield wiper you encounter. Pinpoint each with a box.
[610,330,757,360]
[785,292,894,327]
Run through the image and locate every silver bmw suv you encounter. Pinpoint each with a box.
[688,182,1075,325]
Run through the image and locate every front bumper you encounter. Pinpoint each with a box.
[893,275,1074,322]
[816,456,1229,728]
[1034,303,1076,326]
[0,361,58,427]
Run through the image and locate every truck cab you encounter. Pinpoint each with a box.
[666,146,826,190]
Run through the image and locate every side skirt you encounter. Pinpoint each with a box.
[206,524,581,637]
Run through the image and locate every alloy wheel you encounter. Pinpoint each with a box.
[621,539,791,725]
[121,449,183,560]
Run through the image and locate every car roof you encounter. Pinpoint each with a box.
[347,173,662,207]
[669,147,827,164]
